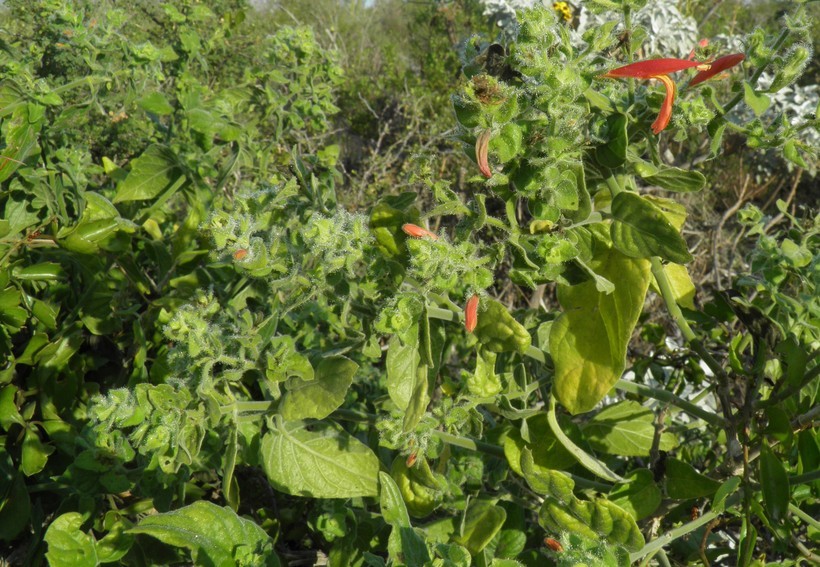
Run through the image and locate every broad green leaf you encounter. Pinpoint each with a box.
[138,92,174,115]
[494,527,526,559]
[95,515,134,564]
[665,458,721,499]
[386,328,420,410]
[279,356,357,420]
[467,347,501,397]
[380,471,411,527]
[0,104,43,183]
[595,114,627,169]
[743,83,771,116]
[547,398,624,482]
[639,165,706,192]
[0,385,24,429]
[490,123,523,163]
[265,336,314,384]
[434,543,471,565]
[708,118,727,157]
[369,193,419,258]
[565,163,591,223]
[21,426,54,476]
[609,469,661,520]
[503,413,577,475]
[44,513,98,567]
[453,500,507,555]
[610,192,692,263]
[519,448,575,503]
[261,420,379,498]
[113,144,184,203]
[712,476,741,513]
[582,400,677,457]
[551,247,651,414]
[130,501,280,567]
[0,448,30,541]
[31,299,59,329]
[783,139,808,169]
[797,430,819,476]
[643,195,687,230]
[538,495,644,552]
[759,445,789,523]
[649,263,696,309]
[402,362,430,432]
[379,472,432,564]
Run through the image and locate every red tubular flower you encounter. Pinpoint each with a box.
[402,223,438,240]
[689,53,745,87]
[602,58,710,134]
[475,129,492,178]
[603,58,706,79]
[465,294,479,333]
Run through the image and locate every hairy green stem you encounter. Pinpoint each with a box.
[650,257,739,454]
[630,508,722,562]
[789,503,820,531]
[614,380,727,427]
[718,27,791,118]
[649,258,725,379]
[433,430,505,458]
[790,469,820,486]
[604,174,624,197]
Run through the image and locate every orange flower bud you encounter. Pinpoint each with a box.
[475,129,492,178]
[233,248,248,261]
[401,223,439,240]
[406,453,417,467]
[465,294,479,333]
[544,537,564,552]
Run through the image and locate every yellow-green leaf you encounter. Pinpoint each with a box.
[551,249,651,414]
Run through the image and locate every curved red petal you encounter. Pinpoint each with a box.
[603,58,705,79]
[651,75,676,134]
[689,53,745,86]
[476,129,492,178]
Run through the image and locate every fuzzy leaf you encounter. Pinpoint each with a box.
[583,400,677,456]
[551,248,651,414]
[665,458,721,499]
[261,420,379,498]
[113,144,184,203]
[279,356,357,420]
[610,192,692,263]
[130,502,279,567]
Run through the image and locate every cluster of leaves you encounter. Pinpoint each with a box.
[0,0,345,564]
[0,1,817,566]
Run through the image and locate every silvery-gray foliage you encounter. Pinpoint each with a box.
[710,34,818,146]
[481,0,699,57]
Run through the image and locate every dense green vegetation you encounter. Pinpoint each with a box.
[0,0,817,565]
